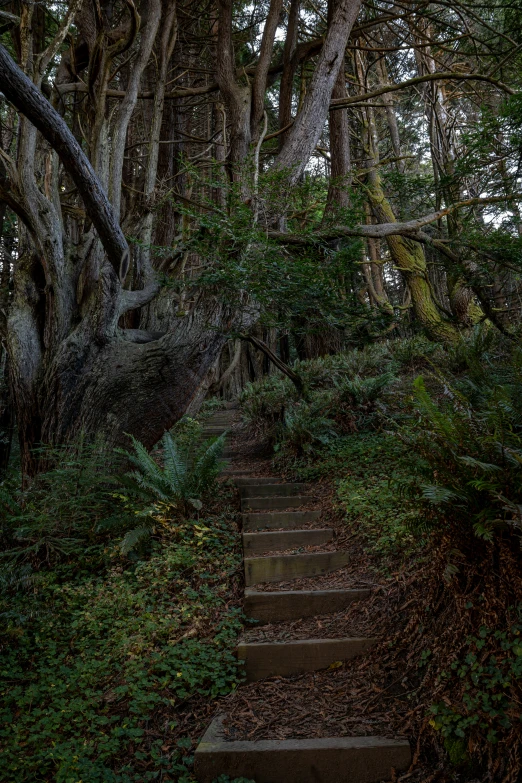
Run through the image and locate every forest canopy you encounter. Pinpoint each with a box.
[0,0,522,465]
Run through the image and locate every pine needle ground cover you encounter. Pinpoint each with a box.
[0,478,245,782]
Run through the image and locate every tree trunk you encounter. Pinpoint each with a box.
[274,0,362,185]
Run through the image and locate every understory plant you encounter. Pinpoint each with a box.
[276,399,338,456]
[0,510,244,782]
[407,348,522,540]
[118,430,226,554]
[0,439,131,569]
[240,345,401,455]
[0,424,242,781]
[430,610,522,761]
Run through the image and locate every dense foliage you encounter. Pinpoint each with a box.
[0,425,244,782]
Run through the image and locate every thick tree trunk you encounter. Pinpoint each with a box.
[368,176,459,343]
[273,0,362,184]
[0,33,256,474]
[10,294,249,472]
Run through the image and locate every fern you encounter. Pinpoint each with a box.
[409,342,522,540]
[335,372,396,405]
[119,525,154,556]
[278,401,337,456]
[420,484,467,505]
[118,430,225,553]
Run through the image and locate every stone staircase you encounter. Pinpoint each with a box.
[194,407,411,783]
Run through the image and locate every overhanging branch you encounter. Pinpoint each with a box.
[268,196,522,243]
[329,71,515,110]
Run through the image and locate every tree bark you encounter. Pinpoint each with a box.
[274,0,362,184]
[0,44,130,280]
[251,0,284,140]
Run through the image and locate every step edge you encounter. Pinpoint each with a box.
[242,528,333,538]
[244,551,349,564]
[241,511,321,517]
[244,587,371,597]
[237,637,378,649]
[197,715,410,753]
[243,495,313,500]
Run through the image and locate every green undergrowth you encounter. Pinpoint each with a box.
[0,508,244,782]
[246,330,522,777]
[0,428,245,782]
[285,432,424,559]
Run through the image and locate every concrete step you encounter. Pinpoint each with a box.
[245,551,350,586]
[223,469,258,477]
[243,528,333,556]
[244,587,371,623]
[242,510,322,531]
[235,476,281,486]
[195,716,411,783]
[242,496,313,512]
[238,637,377,681]
[240,483,311,498]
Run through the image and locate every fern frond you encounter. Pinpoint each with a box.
[457,455,502,472]
[125,470,170,502]
[119,525,152,555]
[420,483,466,505]
[125,435,166,487]
[162,432,187,494]
[193,434,226,494]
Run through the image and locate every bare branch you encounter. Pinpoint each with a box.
[251,0,284,137]
[274,0,363,183]
[0,43,129,280]
[37,0,84,78]
[329,71,515,110]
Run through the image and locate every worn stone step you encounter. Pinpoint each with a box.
[242,495,313,512]
[243,528,333,556]
[195,716,411,783]
[234,476,281,486]
[244,587,371,623]
[240,483,310,498]
[238,637,377,681]
[245,551,350,586]
[242,510,322,531]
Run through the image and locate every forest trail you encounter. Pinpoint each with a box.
[193,409,411,783]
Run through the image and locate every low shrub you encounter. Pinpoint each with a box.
[276,398,338,456]
[0,440,131,570]
[240,350,400,456]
